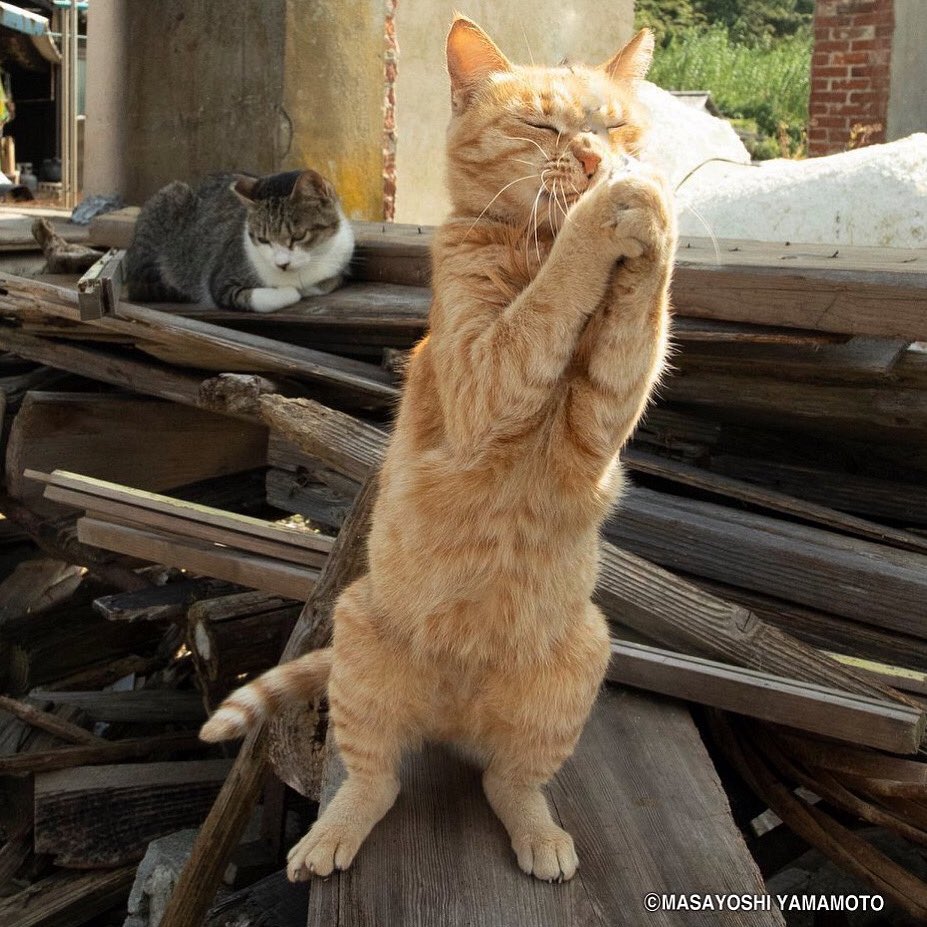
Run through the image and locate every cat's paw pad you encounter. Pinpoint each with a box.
[512,825,579,882]
[249,285,301,314]
[286,822,363,881]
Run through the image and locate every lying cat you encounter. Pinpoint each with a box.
[202,17,675,883]
[125,169,354,312]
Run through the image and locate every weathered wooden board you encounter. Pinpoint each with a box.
[86,215,927,339]
[308,686,783,927]
[76,517,318,601]
[34,759,233,866]
[606,486,927,637]
[607,640,924,753]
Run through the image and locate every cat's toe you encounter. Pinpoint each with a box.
[286,823,361,881]
[513,826,579,882]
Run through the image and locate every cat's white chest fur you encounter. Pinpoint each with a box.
[242,215,354,298]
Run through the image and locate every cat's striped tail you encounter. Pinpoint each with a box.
[199,648,333,742]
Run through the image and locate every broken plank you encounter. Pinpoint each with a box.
[606,640,924,753]
[34,759,233,866]
[7,391,268,512]
[76,517,318,601]
[93,577,235,623]
[308,686,783,927]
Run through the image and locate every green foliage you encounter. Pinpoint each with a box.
[635,0,813,160]
[692,0,814,43]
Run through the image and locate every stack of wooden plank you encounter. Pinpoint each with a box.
[0,213,924,924]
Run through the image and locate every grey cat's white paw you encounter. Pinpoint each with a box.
[248,285,301,314]
[512,824,579,882]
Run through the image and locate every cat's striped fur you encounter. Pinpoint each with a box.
[201,17,675,884]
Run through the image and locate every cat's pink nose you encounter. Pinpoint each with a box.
[574,149,601,178]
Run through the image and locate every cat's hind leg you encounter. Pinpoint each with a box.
[478,605,609,882]
[286,579,423,881]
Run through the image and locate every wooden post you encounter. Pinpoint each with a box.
[157,472,379,927]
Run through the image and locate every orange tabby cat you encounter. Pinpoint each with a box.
[201,16,676,883]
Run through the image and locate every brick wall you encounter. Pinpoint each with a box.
[808,0,894,156]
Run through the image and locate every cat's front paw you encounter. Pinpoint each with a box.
[512,824,579,882]
[248,285,301,314]
[286,821,363,881]
[591,168,675,262]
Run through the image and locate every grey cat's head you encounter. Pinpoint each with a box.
[231,169,343,271]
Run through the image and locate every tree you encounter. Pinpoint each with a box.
[691,0,813,43]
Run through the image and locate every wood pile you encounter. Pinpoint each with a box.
[0,213,924,923]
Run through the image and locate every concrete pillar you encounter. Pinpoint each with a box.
[887,0,927,140]
[83,0,129,196]
[83,0,388,215]
[392,2,635,224]
[282,0,387,220]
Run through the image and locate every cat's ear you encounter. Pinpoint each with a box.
[230,175,258,206]
[600,28,655,82]
[291,169,336,202]
[446,16,511,113]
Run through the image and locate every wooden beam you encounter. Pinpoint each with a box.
[623,448,927,554]
[607,640,924,753]
[34,759,233,866]
[605,486,927,637]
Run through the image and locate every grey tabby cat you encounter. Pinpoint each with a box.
[125,169,354,313]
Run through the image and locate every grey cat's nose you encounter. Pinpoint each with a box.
[276,260,290,270]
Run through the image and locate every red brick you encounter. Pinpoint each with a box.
[815,65,851,78]
[834,51,869,65]
[831,78,870,90]
[814,40,847,53]
[850,38,877,50]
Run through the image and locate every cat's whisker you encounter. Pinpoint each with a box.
[503,135,548,160]
[679,202,721,264]
[511,158,540,168]
[530,184,544,264]
[464,174,540,240]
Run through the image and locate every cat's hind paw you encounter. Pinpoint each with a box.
[512,824,579,882]
[286,821,363,881]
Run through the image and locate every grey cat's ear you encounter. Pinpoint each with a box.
[230,175,258,206]
[446,16,511,113]
[291,169,336,202]
[600,29,655,82]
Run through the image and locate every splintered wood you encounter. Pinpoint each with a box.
[0,218,925,924]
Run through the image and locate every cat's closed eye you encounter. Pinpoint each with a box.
[525,121,557,133]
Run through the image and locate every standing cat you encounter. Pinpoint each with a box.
[125,169,354,312]
[201,17,675,882]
